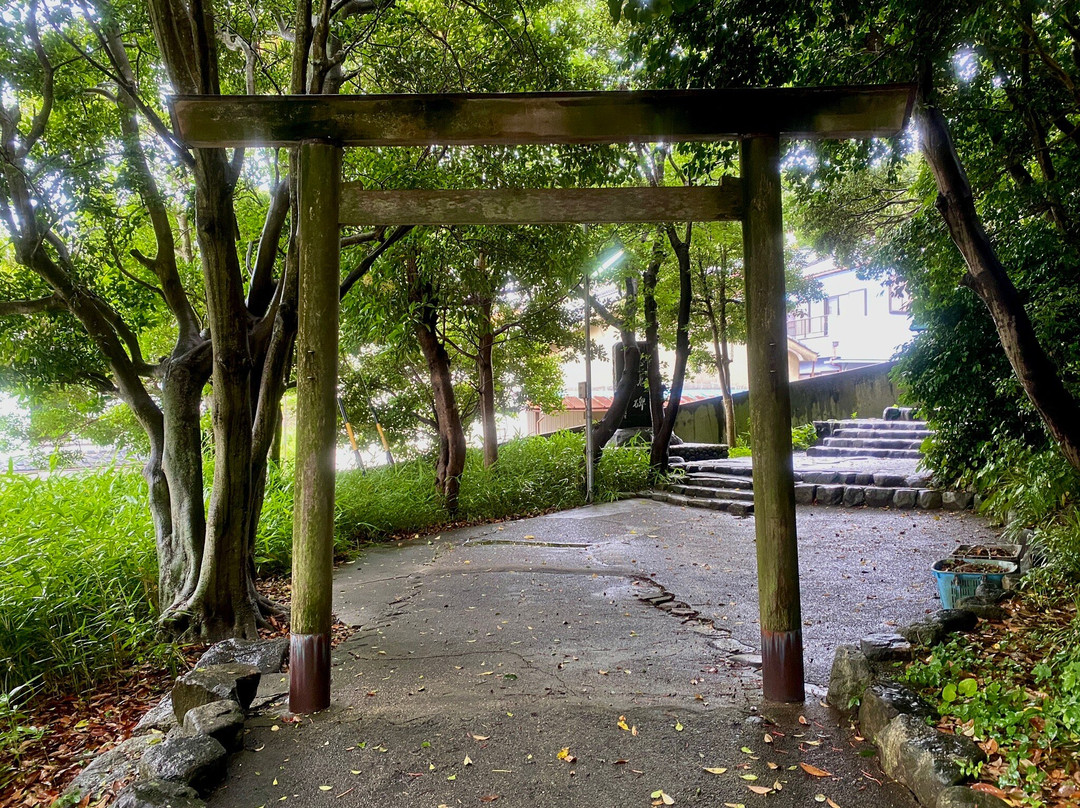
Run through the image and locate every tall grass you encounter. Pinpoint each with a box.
[0,469,161,698]
[0,432,650,698]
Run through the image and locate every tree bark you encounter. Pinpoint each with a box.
[476,294,499,467]
[917,93,1080,472]
[650,225,693,474]
[591,278,641,455]
[408,254,467,510]
[641,235,665,435]
[703,248,737,447]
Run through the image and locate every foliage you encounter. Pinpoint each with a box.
[790,422,817,452]
[903,612,1080,804]
[0,685,43,787]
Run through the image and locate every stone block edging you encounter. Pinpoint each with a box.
[826,611,1009,808]
[56,638,288,808]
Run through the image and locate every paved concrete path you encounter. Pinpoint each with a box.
[210,499,999,808]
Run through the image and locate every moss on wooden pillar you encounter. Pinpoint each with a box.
[290,141,342,714]
[741,135,805,703]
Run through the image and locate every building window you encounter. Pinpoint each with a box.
[887,276,912,314]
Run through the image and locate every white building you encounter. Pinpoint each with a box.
[786,258,913,375]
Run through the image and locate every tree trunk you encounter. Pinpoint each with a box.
[708,248,737,448]
[176,149,260,641]
[591,278,642,455]
[159,349,211,611]
[917,94,1080,472]
[477,296,499,467]
[651,227,693,474]
[408,255,467,510]
[641,237,665,435]
[592,339,641,454]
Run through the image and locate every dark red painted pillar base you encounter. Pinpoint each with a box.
[761,628,805,702]
[289,632,331,714]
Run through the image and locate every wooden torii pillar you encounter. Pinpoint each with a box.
[171,85,914,711]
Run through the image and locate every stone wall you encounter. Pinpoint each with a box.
[673,361,901,444]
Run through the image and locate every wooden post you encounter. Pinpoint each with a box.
[741,136,805,703]
[290,141,342,714]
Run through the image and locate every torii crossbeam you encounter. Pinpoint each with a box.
[170,84,914,713]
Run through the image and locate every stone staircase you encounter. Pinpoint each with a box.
[650,472,755,517]
[643,411,972,514]
[807,418,932,460]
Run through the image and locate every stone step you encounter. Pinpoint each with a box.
[644,490,754,516]
[682,473,755,490]
[816,419,930,432]
[664,483,755,502]
[806,446,923,459]
[831,428,930,440]
[681,462,754,477]
[821,437,924,450]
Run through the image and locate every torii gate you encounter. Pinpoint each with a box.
[171,85,914,713]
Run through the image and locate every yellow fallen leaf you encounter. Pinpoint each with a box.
[649,790,675,805]
[618,716,630,731]
[763,733,774,743]
[799,762,832,778]
[447,774,456,781]
[766,762,779,770]
[464,755,473,766]
[814,796,826,803]
[723,804,746,808]
[827,800,841,808]
[747,785,772,795]
[740,774,758,781]
[674,721,684,732]
[703,767,727,775]
[318,786,332,791]
[350,770,361,775]
[631,725,638,737]
[469,733,490,741]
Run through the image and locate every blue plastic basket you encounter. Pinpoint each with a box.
[932,559,1017,609]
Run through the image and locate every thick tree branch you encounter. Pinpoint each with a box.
[340,225,413,299]
[0,293,66,317]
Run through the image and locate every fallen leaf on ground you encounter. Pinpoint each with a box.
[799,763,832,777]
[740,774,758,781]
[556,747,576,763]
[468,733,490,741]
[748,785,773,795]
[674,721,684,732]
[827,799,842,808]
[318,786,332,791]
[464,755,473,766]
[798,716,809,725]
[703,767,727,775]
[480,795,500,803]
[650,789,675,805]
[971,784,1009,799]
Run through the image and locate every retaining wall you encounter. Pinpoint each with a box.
[673,361,901,444]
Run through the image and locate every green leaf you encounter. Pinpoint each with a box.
[942,683,957,702]
[958,678,978,698]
